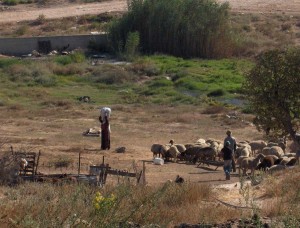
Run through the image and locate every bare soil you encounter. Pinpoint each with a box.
[0,0,299,23]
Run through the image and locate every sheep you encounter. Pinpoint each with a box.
[166,145,181,162]
[256,155,277,171]
[184,144,195,149]
[268,137,287,152]
[267,142,278,148]
[286,157,297,166]
[282,153,296,158]
[19,158,28,175]
[174,144,186,153]
[236,156,249,167]
[261,146,284,157]
[184,146,217,163]
[270,146,284,157]
[267,165,287,173]
[196,138,206,144]
[151,144,170,158]
[235,146,251,158]
[279,157,297,166]
[238,153,265,176]
[249,140,267,155]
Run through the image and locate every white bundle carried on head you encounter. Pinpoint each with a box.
[100,107,111,122]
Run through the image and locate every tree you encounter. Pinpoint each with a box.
[243,48,300,144]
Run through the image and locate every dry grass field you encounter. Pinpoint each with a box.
[0,0,300,226]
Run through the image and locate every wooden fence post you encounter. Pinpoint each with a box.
[78,152,81,176]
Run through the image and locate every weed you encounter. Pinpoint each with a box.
[16,25,29,36]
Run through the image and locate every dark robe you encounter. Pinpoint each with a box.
[100,116,110,150]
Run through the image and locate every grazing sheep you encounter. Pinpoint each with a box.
[174,144,186,153]
[235,146,251,158]
[184,144,195,149]
[256,155,277,171]
[196,138,206,144]
[261,146,284,157]
[270,146,284,157]
[185,146,217,163]
[151,144,170,158]
[267,165,287,173]
[286,157,297,166]
[166,145,180,162]
[249,140,267,155]
[268,137,287,152]
[236,156,249,166]
[279,157,297,166]
[238,153,265,176]
[282,153,296,158]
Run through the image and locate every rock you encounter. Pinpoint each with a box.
[115,147,126,153]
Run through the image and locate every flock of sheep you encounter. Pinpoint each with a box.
[151,138,299,176]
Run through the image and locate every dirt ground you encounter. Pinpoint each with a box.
[0,0,299,23]
[0,103,265,192]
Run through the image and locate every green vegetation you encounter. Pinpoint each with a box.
[109,0,234,58]
[243,47,300,141]
[0,54,253,109]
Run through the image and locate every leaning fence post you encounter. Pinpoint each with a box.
[78,152,81,176]
[142,161,146,185]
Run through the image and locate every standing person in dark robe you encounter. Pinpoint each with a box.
[224,130,237,172]
[221,141,233,180]
[99,115,110,150]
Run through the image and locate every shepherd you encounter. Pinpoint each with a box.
[99,107,111,150]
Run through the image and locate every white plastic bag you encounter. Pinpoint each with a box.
[153,157,164,165]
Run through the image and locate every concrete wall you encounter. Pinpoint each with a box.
[0,34,108,56]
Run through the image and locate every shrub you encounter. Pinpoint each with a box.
[3,0,18,6]
[54,52,86,65]
[35,14,46,25]
[207,88,225,97]
[109,0,234,58]
[123,31,140,60]
[16,25,29,36]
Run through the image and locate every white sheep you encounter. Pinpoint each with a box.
[19,158,28,175]
[196,138,206,144]
[238,153,265,176]
[270,146,284,157]
[167,145,180,162]
[261,146,284,157]
[151,144,170,158]
[174,144,186,153]
[249,140,267,155]
[235,146,251,158]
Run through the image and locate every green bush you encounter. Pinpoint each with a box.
[54,52,86,65]
[0,58,20,69]
[207,88,225,97]
[55,56,73,65]
[109,0,234,58]
[3,0,18,5]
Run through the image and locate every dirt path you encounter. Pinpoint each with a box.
[0,0,128,23]
[0,0,299,23]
